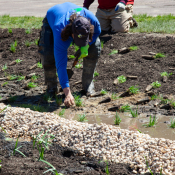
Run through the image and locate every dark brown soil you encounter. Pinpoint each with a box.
[0,28,174,174]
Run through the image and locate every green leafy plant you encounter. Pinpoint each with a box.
[74,95,83,107]
[17,75,25,81]
[10,43,16,52]
[111,93,119,100]
[100,89,108,95]
[144,115,157,127]
[2,82,8,86]
[78,114,88,122]
[31,75,39,81]
[151,81,161,88]
[37,62,43,69]
[8,28,12,33]
[59,108,65,117]
[129,46,138,51]
[2,64,8,71]
[27,82,37,88]
[25,28,31,34]
[151,94,158,100]
[117,75,126,84]
[130,107,138,118]
[160,71,172,77]
[13,136,26,157]
[101,40,104,49]
[128,85,139,94]
[109,49,118,55]
[34,38,39,45]
[94,71,99,77]
[170,118,175,128]
[15,59,22,63]
[119,104,131,112]
[25,40,32,47]
[114,112,121,125]
[75,64,82,69]
[154,53,165,59]
[7,74,18,80]
[14,40,18,47]
[68,55,75,59]
[55,95,62,106]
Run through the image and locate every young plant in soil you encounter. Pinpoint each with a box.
[17,75,25,81]
[78,114,88,122]
[7,74,18,80]
[68,55,75,59]
[37,62,43,69]
[105,161,110,175]
[145,156,154,175]
[154,53,165,59]
[151,94,158,100]
[55,95,62,106]
[94,71,99,77]
[119,104,131,112]
[101,40,104,49]
[15,59,22,63]
[143,116,157,127]
[128,85,139,94]
[25,40,33,47]
[130,107,138,118]
[34,38,39,45]
[129,46,139,51]
[109,49,118,55]
[31,75,39,81]
[75,64,82,69]
[25,28,31,34]
[8,28,12,33]
[151,81,161,88]
[27,82,37,88]
[111,93,119,100]
[10,40,18,53]
[2,64,8,71]
[74,95,83,107]
[59,108,65,117]
[114,112,121,125]
[100,89,108,95]
[117,75,126,83]
[170,118,175,128]
[13,136,26,157]
[2,82,8,86]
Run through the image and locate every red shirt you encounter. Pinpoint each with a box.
[126,0,134,5]
[83,0,129,9]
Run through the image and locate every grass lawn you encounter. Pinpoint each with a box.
[0,14,175,33]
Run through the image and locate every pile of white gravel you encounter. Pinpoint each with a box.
[0,103,175,174]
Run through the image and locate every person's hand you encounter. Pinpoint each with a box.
[78,45,89,60]
[63,87,75,107]
[115,2,125,12]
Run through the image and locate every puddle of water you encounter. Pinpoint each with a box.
[55,109,175,140]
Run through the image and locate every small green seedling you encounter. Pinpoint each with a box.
[2,82,8,86]
[25,28,31,34]
[151,94,158,100]
[25,40,32,47]
[100,89,108,95]
[28,82,37,88]
[130,107,138,118]
[8,28,12,33]
[109,49,118,55]
[101,40,104,49]
[68,55,75,59]
[151,81,161,88]
[170,118,175,128]
[35,38,39,45]
[111,93,119,100]
[78,114,88,122]
[13,136,26,157]
[37,62,43,69]
[59,108,65,117]
[154,53,165,59]
[15,59,22,63]
[55,95,62,106]
[74,95,83,107]
[128,85,139,94]
[2,64,8,71]
[14,40,18,47]
[31,75,39,81]
[10,43,16,53]
[114,112,121,125]
[94,71,99,77]
[170,100,175,108]
[119,104,131,112]
[7,74,18,80]
[17,75,25,81]
[129,46,138,51]
[75,64,82,69]
[144,115,157,127]
[117,75,126,83]
[105,161,110,175]
[160,72,172,77]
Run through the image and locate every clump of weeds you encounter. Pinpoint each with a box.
[27,82,37,88]
[15,59,22,63]
[143,115,157,127]
[151,81,161,88]
[34,38,39,45]
[75,64,82,69]
[154,53,165,59]
[94,71,99,77]
[17,75,25,81]
[170,118,175,128]
[2,64,8,71]
[25,28,31,34]
[111,93,119,100]
[59,108,65,117]
[7,74,18,80]
[128,85,139,94]
[74,94,83,107]
[37,62,43,69]
[119,104,131,112]
[129,46,139,51]
[78,114,88,122]
[114,112,121,125]
[160,71,172,77]
[43,93,52,103]
[100,89,108,95]
[31,74,39,81]
[117,75,126,83]
[8,28,12,33]
[109,49,118,55]
[10,40,18,52]
[130,107,138,118]
[55,95,62,106]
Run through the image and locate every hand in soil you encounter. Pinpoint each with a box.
[64,94,75,107]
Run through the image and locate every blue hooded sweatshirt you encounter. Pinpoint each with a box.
[46,2,101,89]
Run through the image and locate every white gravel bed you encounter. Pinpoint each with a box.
[0,103,175,174]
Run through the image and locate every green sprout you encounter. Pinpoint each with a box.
[130,107,138,118]
[13,136,26,157]
[145,156,153,175]
[14,40,18,47]
[129,46,138,51]
[100,89,108,95]
[8,28,12,33]
[117,75,126,83]
[74,95,83,107]
[74,45,79,52]
[17,75,25,81]
[2,64,8,71]
[170,118,175,128]
[111,93,119,100]
[119,104,131,112]
[101,40,104,49]
[105,161,110,175]
[151,94,158,100]
[109,49,118,55]
[55,95,62,106]
[128,85,139,94]
[31,75,39,81]
[160,72,172,77]
[34,38,39,45]
[68,55,75,59]
[15,59,22,63]
[94,71,99,77]
[59,108,65,117]
[154,53,165,59]
[143,116,157,127]
[78,114,88,122]
[27,82,37,88]
[25,28,31,34]
[7,74,18,80]
[75,64,82,69]
[114,112,121,125]
[25,40,32,47]
[2,82,8,86]
[37,62,43,68]
[10,43,16,53]
[151,81,161,88]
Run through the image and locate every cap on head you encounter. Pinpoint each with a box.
[72,16,90,47]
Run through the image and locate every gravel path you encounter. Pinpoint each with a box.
[0,103,175,174]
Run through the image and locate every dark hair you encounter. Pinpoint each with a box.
[61,13,94,41]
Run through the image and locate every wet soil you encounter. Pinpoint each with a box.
[0,28,175,174]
